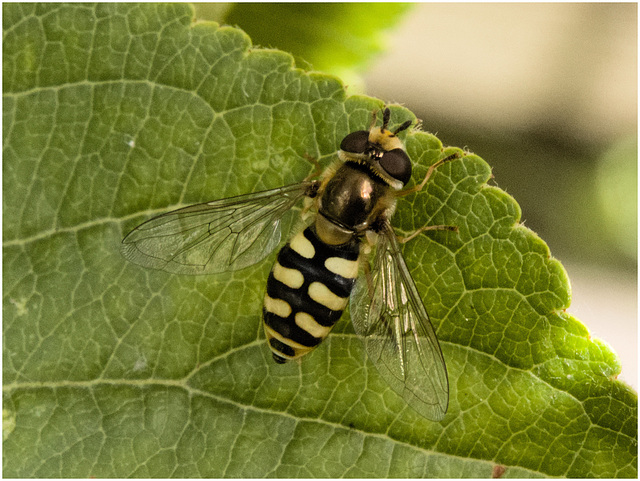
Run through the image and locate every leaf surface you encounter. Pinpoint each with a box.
[3,3,637,478]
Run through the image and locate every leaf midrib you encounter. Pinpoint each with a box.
[0,377,543,477]
[4,333,631,445]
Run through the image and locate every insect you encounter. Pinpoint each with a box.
[121,108,459,421]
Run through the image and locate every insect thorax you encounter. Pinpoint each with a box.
[316,162,395,245]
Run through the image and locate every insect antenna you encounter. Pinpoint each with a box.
[393,120,413,135]
[381,107,391,131]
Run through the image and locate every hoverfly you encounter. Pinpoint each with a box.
[122,108,460,421]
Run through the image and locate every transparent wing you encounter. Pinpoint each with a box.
[121,182,317,274]
[350,223,449,421]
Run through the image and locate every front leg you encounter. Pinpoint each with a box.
[398,151,462,198]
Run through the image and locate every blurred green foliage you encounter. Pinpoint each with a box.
[596,137,637,261]
[195,3,412,89]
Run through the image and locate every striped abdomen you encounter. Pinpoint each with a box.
[263,226,360,363]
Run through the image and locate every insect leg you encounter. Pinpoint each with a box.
[395,150,462,242]
[360,232,376,297]
[398,151,462,197]
[370,110,378,130]
[300,180,322,219]
[303,154,323,181]
[397,224,458,244]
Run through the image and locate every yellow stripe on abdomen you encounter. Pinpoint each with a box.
[325,256,359,279]
[289,230,315,259]
[308,282,348,311]
[272,261,304,289]
[263,325,314,358]
[295,312,332,339]
[263,294,292,318]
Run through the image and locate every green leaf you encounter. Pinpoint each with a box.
[3,3,636,478]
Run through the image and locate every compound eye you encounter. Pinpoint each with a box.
[380,148,412,185]
[340,130,370,153]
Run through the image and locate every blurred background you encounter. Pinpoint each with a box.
[196,3,637,389]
